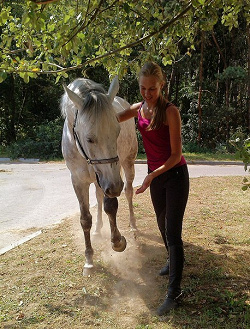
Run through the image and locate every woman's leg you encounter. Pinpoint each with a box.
[165,165,189,247]
[150,176,168,249]
[150,174,170,275]
[157,165,189,315]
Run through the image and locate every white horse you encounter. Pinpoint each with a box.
[61,76,138,275]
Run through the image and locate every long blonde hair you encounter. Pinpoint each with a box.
[138,62,168,130]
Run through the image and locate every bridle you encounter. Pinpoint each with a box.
[73,110,119,165]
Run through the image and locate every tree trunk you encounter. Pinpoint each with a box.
[168,66,175,101]
[175,70,180,105]
[247,23,250,132]
[6,75,17,143]
[197,32,204,144]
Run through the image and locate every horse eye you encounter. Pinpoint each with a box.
[87,137,94,143]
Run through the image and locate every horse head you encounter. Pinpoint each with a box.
[63,76,124,198]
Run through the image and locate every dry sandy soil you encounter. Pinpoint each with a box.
[1,176,249,328]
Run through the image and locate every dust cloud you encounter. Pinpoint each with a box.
[71,206,162,317]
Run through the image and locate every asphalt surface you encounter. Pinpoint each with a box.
[0,160,247,254]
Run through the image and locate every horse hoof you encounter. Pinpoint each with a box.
[112,236,127,252]
[83,264,94,276]
[130,221,138,231]
[92,231,102,237]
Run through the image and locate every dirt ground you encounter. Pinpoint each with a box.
[1,176,249,328]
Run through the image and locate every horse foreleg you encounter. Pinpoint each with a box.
[80,207,94,275]
[103,196,127,252]
[72,177,94,275]
[92,183,104,236]
[124,180,137,230]
[122,161,137,230]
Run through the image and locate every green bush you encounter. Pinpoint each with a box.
[9,118,64,160]
[182,141,211,154]
[136,128,145,155]
[230,129,250,190]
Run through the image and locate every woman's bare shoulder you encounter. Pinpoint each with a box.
[165,104,181,125]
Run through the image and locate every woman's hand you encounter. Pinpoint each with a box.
[117,102,141,122]
[130,102,142,111]
[135,174,154,194]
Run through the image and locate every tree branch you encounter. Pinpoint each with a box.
[2,1,193,75]
[30,0,60,4]
[61,1,194,72]
[63,0,106,46]
[211,29,227,68]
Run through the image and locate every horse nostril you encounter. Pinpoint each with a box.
[104,185,122,198]
[104,188,118,198]
[105,188,111,196]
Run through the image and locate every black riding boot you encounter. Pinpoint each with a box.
[157,245,184,315]
[159,259,169,276]
[159,244,169,276]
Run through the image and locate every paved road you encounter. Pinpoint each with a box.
[0,160,246,254]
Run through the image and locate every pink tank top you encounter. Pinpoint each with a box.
[137,104,186,171]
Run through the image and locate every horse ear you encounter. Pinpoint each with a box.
[63,84,83,110]
[107,75,119,102]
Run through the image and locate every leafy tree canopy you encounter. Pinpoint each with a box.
[0,0,249,83]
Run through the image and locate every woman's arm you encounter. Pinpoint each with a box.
[161,104,183,170]
[117,102,141,122]
[136,105,183,194]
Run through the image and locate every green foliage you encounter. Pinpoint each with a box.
[0,1,191,81]
[9,118,64,160]
[1,0,249,82]
[136,128,145,155]
[217,66,247,81]
[0,73,65,145]
[230,129,250,190]
[221,0,250,30]
[0,0,249,161]
[230,129,250,171]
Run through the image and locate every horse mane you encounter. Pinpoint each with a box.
[61,79,116,123]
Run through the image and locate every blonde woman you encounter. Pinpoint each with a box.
[117,62,189,315]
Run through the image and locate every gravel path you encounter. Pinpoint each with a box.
[0,160,246,254]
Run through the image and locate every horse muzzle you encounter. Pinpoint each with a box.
[95,172,124,197]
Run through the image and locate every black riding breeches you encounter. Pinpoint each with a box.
[149,164,189,248]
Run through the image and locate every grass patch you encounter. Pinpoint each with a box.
[0,176,249,328]
[183,152,240,162]
[136,152,240,162]
[0,146,240,163]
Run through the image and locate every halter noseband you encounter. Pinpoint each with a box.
[73,110,119,165]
